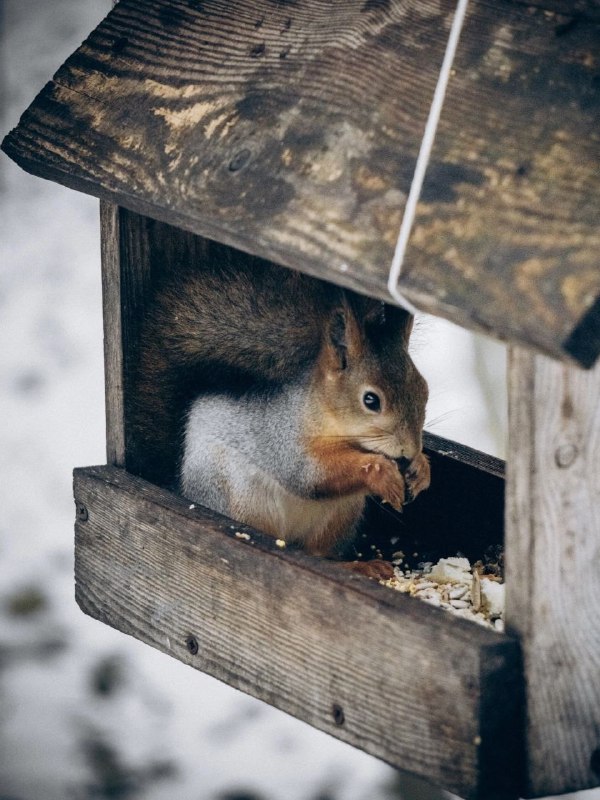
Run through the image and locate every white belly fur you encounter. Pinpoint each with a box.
[182,442,364,548]
[180,392,366,551]
[228,464,365,545]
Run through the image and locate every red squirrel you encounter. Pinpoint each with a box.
[133,256,430,569]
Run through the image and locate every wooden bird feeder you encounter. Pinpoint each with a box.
[3,1,599,798]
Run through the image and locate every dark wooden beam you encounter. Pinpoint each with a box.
[3,0,599,366]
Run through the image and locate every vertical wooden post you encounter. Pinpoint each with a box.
[99,201,156,469]
[100,201,125,466]
[99,202,218,480]
[505,346,600,797]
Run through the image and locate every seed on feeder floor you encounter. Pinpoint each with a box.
[381,555,505,630]
[235,531,251,541]
[415,581,436,591]
[450,599,470,609]
[423,594,442,607]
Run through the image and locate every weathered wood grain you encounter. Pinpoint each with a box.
[101,203,161,471]
[505,347,600,797]
[2,0,599,365]
[74,464,522,800]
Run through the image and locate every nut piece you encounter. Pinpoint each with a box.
[480,578,505,619]
[429,557,471,583]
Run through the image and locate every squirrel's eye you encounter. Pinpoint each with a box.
[362,391,381,412]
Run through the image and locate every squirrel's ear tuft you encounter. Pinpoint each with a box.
[327,309,349,370]
[326,301,364,370]
[363,299,387,327]
[367,303,413,345]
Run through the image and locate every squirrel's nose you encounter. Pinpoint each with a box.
[395,438,421,464]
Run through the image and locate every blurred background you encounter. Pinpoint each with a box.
[0,2,587,800]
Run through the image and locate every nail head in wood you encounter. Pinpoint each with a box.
[185,634,199,655]
[76,503,88,522]
[331,703,345,726]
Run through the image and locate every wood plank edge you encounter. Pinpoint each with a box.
[508,0,600,20]
[478,640,525,799]
[423,432,505,478]
[99,201,125,465]
[562,294,600,369]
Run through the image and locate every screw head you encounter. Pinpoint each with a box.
[185,635,199,655]
[331,703,345,726]
[76,503,88,522]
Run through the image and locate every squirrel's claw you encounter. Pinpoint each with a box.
[402,452,431,500]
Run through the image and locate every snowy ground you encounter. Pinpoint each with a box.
[1,3,597,800]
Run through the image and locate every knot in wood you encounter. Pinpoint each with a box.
[228,149,252,172]
[554,443,578,469]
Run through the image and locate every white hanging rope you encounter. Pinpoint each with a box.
[387,0,470,315]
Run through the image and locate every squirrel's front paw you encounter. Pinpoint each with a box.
[361,456,405,510]
[402,452,431,502]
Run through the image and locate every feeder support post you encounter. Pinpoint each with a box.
[505,346,600,797]
[100,201,125,467]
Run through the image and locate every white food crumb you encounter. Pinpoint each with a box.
[275,539,286,548]
[189,503,196,509]
[235,531,251,541]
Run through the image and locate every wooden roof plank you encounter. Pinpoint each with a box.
[2,0,599,365]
